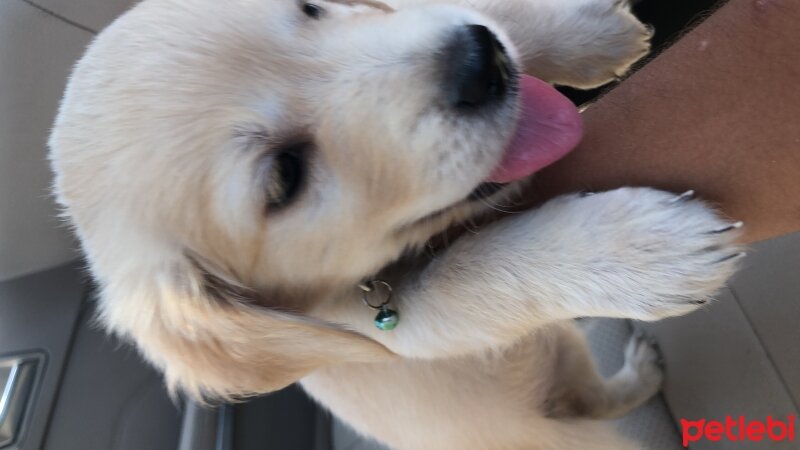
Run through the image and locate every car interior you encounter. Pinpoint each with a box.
[1,0,798,449]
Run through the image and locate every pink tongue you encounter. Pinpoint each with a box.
[487,75,583,183]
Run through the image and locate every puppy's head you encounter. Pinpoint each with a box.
[49,0,580,399]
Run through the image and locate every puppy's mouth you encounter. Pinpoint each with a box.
[407,74,583,231]
[486,74,583,183]
[443,26,582,184]
[464,75,584,203]
[467,181,507,201]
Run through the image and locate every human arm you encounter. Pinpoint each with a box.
[526,0,800,243]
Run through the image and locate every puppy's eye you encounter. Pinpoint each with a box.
[265,147,306,210]
[301,2,324,19]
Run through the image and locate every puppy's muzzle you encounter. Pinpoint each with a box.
[443,25,513,109]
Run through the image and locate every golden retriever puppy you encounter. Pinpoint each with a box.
[49,0,742,448]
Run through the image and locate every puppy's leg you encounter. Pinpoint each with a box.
[303,331,642,450]
[458,0,652,88]
[545,323,663,419]
[317,188,742,359]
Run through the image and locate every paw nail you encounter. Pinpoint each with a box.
[579,191,596,197]
[668,189,695,203]
[707,221,744,234]
[691,300,708,305]
[713,252,747,263]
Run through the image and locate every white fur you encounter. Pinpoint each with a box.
[49,0,740,448]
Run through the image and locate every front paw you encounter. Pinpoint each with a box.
[543,188,744,320]
[552,0,652,89]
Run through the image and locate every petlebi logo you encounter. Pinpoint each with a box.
[680,415,796,447]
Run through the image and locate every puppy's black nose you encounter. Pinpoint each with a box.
[445,25,511,109]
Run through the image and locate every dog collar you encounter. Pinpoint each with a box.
[359,280,399,331]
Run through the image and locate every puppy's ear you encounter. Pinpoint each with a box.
[95,249,392,401]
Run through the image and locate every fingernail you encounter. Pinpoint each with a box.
[714,252,747,263]
[668,189,695,203]
[707,221,744,234]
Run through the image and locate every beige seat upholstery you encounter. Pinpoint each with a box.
[20,0,138,33]
[0,0,138,282]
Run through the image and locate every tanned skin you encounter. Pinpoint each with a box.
[523,0,800,244]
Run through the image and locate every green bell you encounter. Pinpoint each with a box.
[374,307,399,331]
